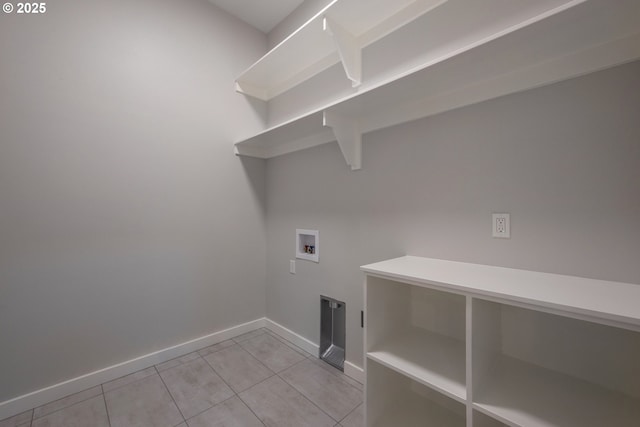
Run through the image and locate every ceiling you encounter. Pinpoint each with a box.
[208,0,305,33]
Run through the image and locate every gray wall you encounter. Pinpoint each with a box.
[265,61,640,368]
[268,0,333,49]
[0,0,267,402]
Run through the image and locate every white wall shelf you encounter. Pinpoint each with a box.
[234,0,640,170]
[362,256,640,427]
[235,0,449,101]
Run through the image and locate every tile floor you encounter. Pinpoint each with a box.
[0,328,364,427]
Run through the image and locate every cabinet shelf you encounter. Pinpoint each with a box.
[234,0,640,170]
[371,391,465,427]
[367,359,466,427]
[474,356,640,427]
[367,327,466,402]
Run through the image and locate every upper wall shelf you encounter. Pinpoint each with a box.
[234,0,640,170]
[235,0,449,101]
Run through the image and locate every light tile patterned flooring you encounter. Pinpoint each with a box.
[0,328,364,427]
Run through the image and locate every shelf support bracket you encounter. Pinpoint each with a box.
[323,16,362,88]
[323,110,361,170]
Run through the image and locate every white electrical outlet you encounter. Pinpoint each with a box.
[492,213,510,238]
[290,260,296,274]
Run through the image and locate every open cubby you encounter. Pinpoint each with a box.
[366,359,466,427]
[362,256,640,427]
[474,410,508,427]
[365,276,466,401]
[472,300,640,427]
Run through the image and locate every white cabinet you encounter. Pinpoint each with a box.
[362,256,640,427]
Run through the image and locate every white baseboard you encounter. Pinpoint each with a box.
[263,318,319,357]
[1,316,366,421]
[0,318,266,421]
[344,361,365,384]
[263,318,364,384]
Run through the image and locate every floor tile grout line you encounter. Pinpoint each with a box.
[196,340,235,358]
[237,340,307,374]
[166,355,237,423]
[264,329,314,358]
[200,354,237,392]
[298,357,364,395]
[231,336,262,346]
[264,328,305,350]
[276,358,363,424]
[240,328,361,423]
[155,352,207,374]
[77,336,256,412]
[9,327,346,426]
[243,331,313,363]
[267,328,313,354]
[30,388,104,421]
[100,334,250,396]
[275,370,342,424]
[100,341,232,396]
[231,329,267,344]
[201,349,277,395]
[101,367,158,394]
[338,402,362,424]
[180,393,237,424]
[155,351,206,373]
[282,363,350,422]
[235,391,268,427]
[200,355,268,426]
[27,329,280,416]
[239,371,278,394]
[100,386,112,427]
[233,331,264,342]
[231,342,277,378]
[195,350,277,427]
[276,354,310,373]
[154,365,187,424]
[307,358,363,392]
